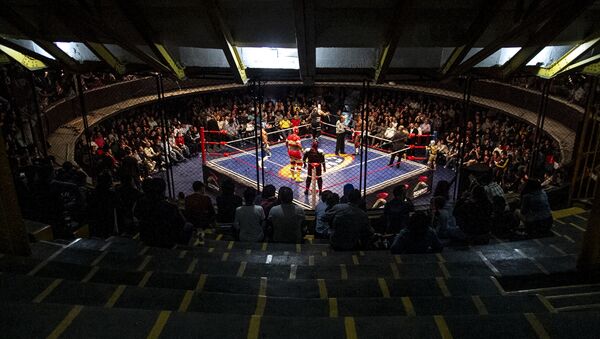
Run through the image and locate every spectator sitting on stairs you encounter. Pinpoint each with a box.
[216,179,243,224]
[390,211,443,254]
[185,181,215,229]
[234,188,266,242]
[515,178,553,238]
[324,189,373,250]
[268,186,306,243]
[453,185,492,245]
[134,178,191,248]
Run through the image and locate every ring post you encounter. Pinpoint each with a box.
[200,127,207,165]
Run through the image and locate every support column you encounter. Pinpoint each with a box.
[578,169,600,271]
[0,132,31,256]
[454,76,473,199]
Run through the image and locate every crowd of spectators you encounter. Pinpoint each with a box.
[79,89,566,196]
[509,74,590,106]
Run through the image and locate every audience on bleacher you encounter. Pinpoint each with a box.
[390,211,443,254]
[234,188,266,242]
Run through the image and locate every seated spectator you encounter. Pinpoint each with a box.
[515,179,553,237]
[87,172,117,238]
[491,195,519,238]
[390,211,443,254]
[323,189,373,250]
[134,178,190,248]
[234,188,265,242]
[431,196,465,241]
[216,180,243,223]
[383,185,414,233]
[185,181,215,229]
[314,190,332,238]
[453,185,493,245]
[259,184,278,217]
[482,174,505,202]
[268,186,306,243]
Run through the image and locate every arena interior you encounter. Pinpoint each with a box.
[1,0,600,338]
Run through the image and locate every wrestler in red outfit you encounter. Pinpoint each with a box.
[286,127,304,182]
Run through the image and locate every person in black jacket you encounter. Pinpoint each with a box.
[453,185,492,245]
[383,185,415,233]
[388,127,408,168]
[134,178,189,248]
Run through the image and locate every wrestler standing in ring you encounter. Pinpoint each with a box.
[286,127,304,182]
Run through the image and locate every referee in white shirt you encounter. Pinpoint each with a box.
[335,115,347,155]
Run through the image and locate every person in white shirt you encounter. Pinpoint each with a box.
[234,188,265,242]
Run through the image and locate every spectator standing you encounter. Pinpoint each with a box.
[268,186,306,243]
[234,188,265,242]
[87,172,117,238]
[454,186,493,244]
[335,115,347,155]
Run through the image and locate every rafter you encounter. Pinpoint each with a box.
[293,0,316,85]
[500,0,595,79]
[0,44,47,70]
[0,5,81,71]
[114,0,186,80]
[447,0,564,78]
[64,0,174,76]
[373,2,405,84]
[0,37,58,66]
[49,3,126,75]
[205,0,247,84]
[581,60,600,75]
[440,0,502,77]
[535,38,600,78]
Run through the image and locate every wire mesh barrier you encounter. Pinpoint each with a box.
[5,67,588,218]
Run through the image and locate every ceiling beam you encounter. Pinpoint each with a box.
[66,0,174,76]
[581,60,600,75]
[48,3,126,75]
[535,37,600,78]
[440,0,503,77]
[0,44,47,71]
[552,53,600,76]
[114,0,186,80]
[373,2,405,84]
[293,0,316,85]
[0,37,58,66]
[205,0,247,84]
[0,5,82,72]
[85,42,126,75]
[500,0,595,79]
[447,0,564,78]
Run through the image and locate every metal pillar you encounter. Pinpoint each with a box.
[529,79,551,178]
[362,81,370,198]
[251,80,261,192]
[454,76,473,199]
[570,76,598,203]
[0,132,31,256]
[29,72,47,157]
[358,80,366,194]
[75,74,94,176]
[155,74,175,199]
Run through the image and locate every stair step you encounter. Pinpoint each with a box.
[0,272,551,316]
[3,302,599,339]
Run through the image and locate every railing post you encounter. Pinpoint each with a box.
[200,127,207,165]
